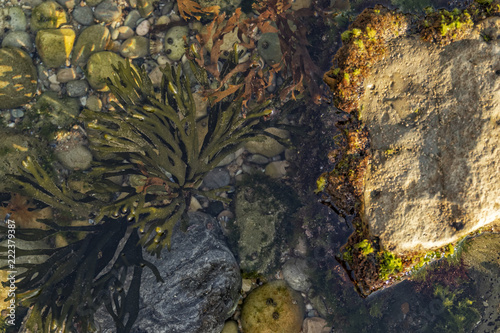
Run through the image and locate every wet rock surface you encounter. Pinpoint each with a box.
[0,48,37,109]
[94,212,241,333]
[359,22,500,253]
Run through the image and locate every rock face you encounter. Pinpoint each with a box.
[94,212,241,333]
[359,18,500,253]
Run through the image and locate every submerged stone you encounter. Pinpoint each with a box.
[36,28,75,67]
[30,1,67,31]
[241,280,304,333]
[94,212,241,333]
[0,47,37,109]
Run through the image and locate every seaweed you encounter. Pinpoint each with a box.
[190,0,326,109]
[81,61,278,254]
[2,59,278,331]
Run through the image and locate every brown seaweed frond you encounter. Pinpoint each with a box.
[252,0,325,103]
[177,0,220,20]
[0,193,52,230]
[190,0,325,108]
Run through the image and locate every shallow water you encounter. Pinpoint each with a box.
[0,0,498,332]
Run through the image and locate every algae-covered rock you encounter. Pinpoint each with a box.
[257,33,282,66]
[235,176,298,274]
[241,280,305,333]
[0,132,34,192]
[0,47,37,109]
[32,91,80,128]
[86,51,127,91]
[358,22,500,253]
[36,28,75,67]
[30,1,67,31]
[164,25,189,61]
[72,25,110,66]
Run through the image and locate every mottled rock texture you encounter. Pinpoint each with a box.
[359,18,500,253]
[94,212,241,333]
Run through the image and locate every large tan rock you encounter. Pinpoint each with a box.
[359,19,500,253]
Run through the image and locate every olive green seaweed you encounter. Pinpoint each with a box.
[1,58,279,332]
[81,61,279,253]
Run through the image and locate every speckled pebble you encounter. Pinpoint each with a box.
[94,0,121,23]
[66,79,88,97]
[136,19,150,36]
[72,5,94,25]
[56,144,93,170]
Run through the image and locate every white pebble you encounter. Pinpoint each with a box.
[48,74,59,84]
[157,55,169,66]
[136,20,151,36]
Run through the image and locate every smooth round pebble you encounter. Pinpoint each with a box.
[136,19,150,36]
[66,79,89,97]
[56,144,93,170]
[245,127,289,158]
[124,9,141,27]
[72,6,94,25]
[115,25,134,40]
[57,68,78,83]
[94,0,121,23]
[120,36,149,58]
[10,109,24,118]
[86,95,102,111]
[248,154,270,164]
